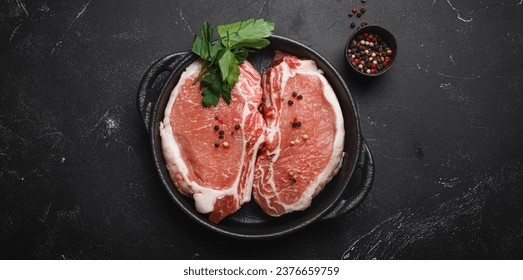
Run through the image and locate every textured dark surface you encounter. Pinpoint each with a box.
[1,0,522,259]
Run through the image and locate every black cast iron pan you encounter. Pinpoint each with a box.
[137,35,375,239]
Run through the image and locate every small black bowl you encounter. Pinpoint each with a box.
[345,25,397,77]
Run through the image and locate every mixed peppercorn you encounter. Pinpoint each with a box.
[212,119,241,149]
[286,91,311,186]
[348,2,368,28]
[347,32,393,74]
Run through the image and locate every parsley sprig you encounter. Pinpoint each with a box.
[191,19,275,107]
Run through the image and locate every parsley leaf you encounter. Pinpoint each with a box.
[191,19,275,107]
[200,69,223,107]
[218,19,274,49]
[201,88,220,107]
[233,48,249,64]
[191,21,213,61]
[218,50,240,87]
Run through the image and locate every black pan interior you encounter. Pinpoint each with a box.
[150,36,361,239]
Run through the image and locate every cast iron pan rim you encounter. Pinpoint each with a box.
[149,35,363,239]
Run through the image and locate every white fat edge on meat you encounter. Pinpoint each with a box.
[160,61,201,196]
[230,61,266,204]
[269,57,345,215]
[160,60,251,214]
[257,62,290,214]
[236,76,256,203]
[242,114,266,203]
[242,76,270,203]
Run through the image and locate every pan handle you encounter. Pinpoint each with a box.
[136,52,191,133]
[320,138,375,220]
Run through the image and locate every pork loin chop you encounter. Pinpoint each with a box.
[253,53,345,216]
[160,60,265,223]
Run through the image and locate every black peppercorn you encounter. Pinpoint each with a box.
[297,95,303,100]
[350,22,356,28]
[214,143,219,147]
[288,100,294,105]
[235,124,240,130]
[219,130,224,135]
[213,125,219,131]
[292,92,297,97]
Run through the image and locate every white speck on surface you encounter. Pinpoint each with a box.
[105,117,119,136]
[86,110,109,136]
[437,177,461,188]
[74,0,91,22]
[449,55,456,65]
[440,83,452,90]
[343,212,403,259]
[16,0,29,17]
[9,23,22,45]
[415,64,430,73]
[437,72,479,80]
[41,202,52,222]
[50,41,62,55]
[50,0,92,55]
[106,118,117,129]
[446,0,473,23]
[177,8,193,34]
[61,157,65,163]
[258,0,267,17]
[39,3,50,13]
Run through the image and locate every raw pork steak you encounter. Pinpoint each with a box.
[253,53,345,216]
[160,60,265,223]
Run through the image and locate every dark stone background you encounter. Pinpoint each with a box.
[1,0,522,259]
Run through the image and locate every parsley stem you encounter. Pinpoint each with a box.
[192,62,211,85]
